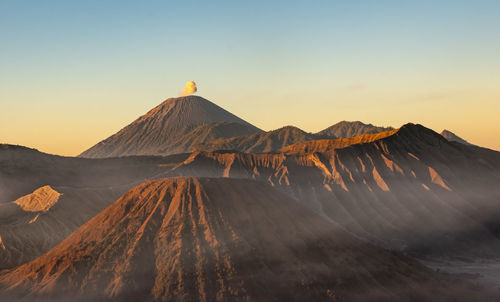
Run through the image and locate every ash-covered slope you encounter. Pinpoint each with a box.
[0,178,484,302]
[167,124,500,260]
[441,129,473,146]
[317,121,393,138]
[79,96,262,158]
[195,125,328,153]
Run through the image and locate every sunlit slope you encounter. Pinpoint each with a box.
[279,128,398,154]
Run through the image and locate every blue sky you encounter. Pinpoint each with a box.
[1,0,499,155]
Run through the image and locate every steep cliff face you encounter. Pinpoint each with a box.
[0,178,484,302]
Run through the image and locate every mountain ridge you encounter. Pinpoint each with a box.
[316,121,394,138]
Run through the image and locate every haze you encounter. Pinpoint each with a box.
[1,0,499,156]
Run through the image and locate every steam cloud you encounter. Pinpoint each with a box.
[180,81,197,96]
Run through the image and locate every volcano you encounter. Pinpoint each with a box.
[0,177,484,302]
[79,96,262,158]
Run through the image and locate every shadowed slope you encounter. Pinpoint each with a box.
[79,96,262,158]
[0,178,487,302]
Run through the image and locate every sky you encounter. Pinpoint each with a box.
[1,0,499,156]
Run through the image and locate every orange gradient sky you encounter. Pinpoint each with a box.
[1,1,499,156]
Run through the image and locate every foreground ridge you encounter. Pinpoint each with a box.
[0,177,486,302]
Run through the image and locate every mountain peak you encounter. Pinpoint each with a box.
[79,95,262,158]
[141,95,238,122]
[159,94,207,106]
[397,123,447,139]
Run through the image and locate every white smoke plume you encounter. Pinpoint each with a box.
[180,81,197,96]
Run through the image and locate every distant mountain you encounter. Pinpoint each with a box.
[79,95,262,158]
[195,125,329,153]
[440,129,473,145]
[193,121,395,154]
[316,121,393,138]
[0,177,483,302]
